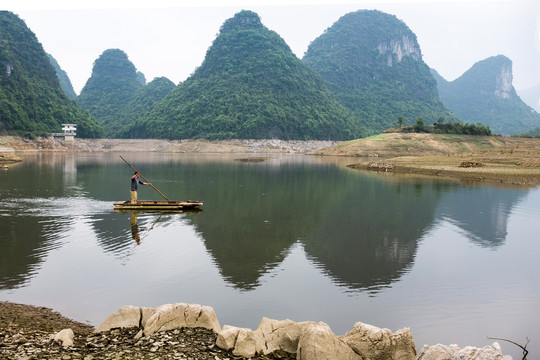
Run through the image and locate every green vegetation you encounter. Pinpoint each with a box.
[302,10,458,135]
[4,9,532,142]
[47,54,77,100]
[0,11,101,138]
[77,49,144,137]
[432,56,540,135]
[115,77,175,137]
[125,10,360,140]
[393,119,492,135]
[516,127,540,138]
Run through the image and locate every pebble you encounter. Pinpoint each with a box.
[0,326,295,360]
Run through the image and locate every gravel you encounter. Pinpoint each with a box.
[0,302,295,360]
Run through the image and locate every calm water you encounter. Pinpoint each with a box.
[1,152,538,358]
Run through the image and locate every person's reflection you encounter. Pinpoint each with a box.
[130,212,141,244]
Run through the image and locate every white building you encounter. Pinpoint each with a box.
[61,124,76,136]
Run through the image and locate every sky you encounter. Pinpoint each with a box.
[2,0,540,94]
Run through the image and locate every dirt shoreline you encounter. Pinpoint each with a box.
[311,133,540,186]
[0,135,337,154]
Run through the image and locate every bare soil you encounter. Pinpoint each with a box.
[311,133,540,186]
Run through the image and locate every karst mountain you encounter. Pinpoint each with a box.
[47,54,77,100]
[77,49,144,136]
[432,55,540,135]
[302,10,458,135]
[125,10,359,140]
[0,11,101,138]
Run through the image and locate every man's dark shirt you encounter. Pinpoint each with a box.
[131,177,143,191]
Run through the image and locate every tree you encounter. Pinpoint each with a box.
[414,117,427,132]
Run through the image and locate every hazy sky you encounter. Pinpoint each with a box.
[3,0,540,94]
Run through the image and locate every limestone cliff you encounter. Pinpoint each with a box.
[432,55,540,135]
[303,10,457,135]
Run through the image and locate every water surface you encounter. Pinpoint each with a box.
[0,152,538,359]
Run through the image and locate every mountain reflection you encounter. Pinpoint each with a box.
[435,186,528,248]
[186,163,446,292]
[301,179,441,293]
[0,153,531,293]
[0,214,67,289]
[0,158,76,290]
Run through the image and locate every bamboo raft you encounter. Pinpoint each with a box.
[113,200,203,210]
[116,156,203,212]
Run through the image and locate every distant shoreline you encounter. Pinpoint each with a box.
[0,136,337,154]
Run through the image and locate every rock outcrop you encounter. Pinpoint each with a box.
[297,322,362,360]
[142,303,221,336]
[215,317,416,359]
[95,303,221,338]
[343,322,416,360]
[93,302,514,360]
[52,328,74,348]
[417,342,513,360]
[94,305,142,333]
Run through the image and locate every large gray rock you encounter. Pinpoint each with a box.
[216,325,241,350]
[216,325,265,358]
[143,303,221,336]
[53,328,74,348]
[343,322,416,360]
[94,305,141,333]
[140,307,156,328]
[216,318,320,357]
[297,322,362,360]
[232,327,265,358]
[417,342,513,360]
[256,317,314,355]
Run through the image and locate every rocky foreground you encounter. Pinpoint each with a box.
[0,302,513,360]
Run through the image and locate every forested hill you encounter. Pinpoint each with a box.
[302,10,458,135]
[432,55,540,135]
[115,76,175,137]
[47,54,77,100]
[125,10,360,140]
[0,11,101,138]
[77,49,145,136]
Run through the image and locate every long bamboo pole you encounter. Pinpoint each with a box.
[120,155,170,201]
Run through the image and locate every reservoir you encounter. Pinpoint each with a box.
[1,152,538,358]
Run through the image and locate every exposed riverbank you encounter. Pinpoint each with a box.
[0,136,337,154]
[311,133,540,186]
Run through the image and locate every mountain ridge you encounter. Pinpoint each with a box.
[302,9,458,135]
[125,10,360,140]
[432,55,540,135]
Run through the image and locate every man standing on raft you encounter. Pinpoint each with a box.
[131,172,151,204]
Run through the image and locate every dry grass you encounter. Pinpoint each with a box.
[315,134,540,186]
